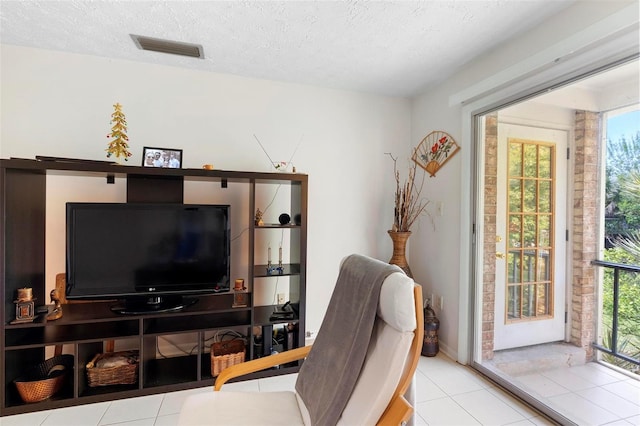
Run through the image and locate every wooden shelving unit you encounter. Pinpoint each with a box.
[0,158,307,416]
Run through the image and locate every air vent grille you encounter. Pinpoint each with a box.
[130,34,204,59]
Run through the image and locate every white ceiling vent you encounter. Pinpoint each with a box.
[130,34,204,59]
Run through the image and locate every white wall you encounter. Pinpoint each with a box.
[410,0,637,360]
[2,0,637,360]
[0,45,412,336]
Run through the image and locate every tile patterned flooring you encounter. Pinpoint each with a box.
[507,362,640,425]
[1,353,638,425]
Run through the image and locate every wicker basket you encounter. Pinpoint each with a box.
[86,350,138,387]
[14,354,74,403]
[211,340,246,377]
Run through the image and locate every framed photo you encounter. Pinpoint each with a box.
[142,147,183,168]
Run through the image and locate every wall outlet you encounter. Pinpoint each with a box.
[277,293,286,305]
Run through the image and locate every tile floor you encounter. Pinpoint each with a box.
[507,362,640,426]
[1,353,637,426]
[482,342,640,425]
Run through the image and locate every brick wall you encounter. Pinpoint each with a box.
[481,111,599,361]
[571,110,600,360]
[482,113,498,360]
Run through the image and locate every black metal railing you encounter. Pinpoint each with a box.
[591,259,640,366]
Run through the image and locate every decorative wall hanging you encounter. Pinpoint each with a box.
[412,131,460,177]
[105,103,132,161]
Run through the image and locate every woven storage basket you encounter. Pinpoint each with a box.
[86,350,138,387]
[211,340,246,376]
[14,354,74,403]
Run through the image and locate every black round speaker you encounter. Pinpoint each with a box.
[279,213,291,225]
[294,213,302,225]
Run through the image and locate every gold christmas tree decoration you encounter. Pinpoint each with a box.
[106,103,132,161]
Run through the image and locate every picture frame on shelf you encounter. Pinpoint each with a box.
[142,146,183,168]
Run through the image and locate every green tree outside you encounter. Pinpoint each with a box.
[602,130,640,373]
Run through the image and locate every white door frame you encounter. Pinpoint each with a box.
[452,4,638,365]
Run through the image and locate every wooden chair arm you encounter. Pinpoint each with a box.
[214,345,312,390]
[376,395,412,425]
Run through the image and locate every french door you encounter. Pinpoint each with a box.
[494,123,568,350]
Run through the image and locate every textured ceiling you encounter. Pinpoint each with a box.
[0,0,578,97]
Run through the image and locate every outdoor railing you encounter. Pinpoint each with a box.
[591,259,640,366]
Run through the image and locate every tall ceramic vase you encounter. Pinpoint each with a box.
[388,230,413,278]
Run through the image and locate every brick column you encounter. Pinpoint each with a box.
[482,113,498,360]
[571,110,600,360]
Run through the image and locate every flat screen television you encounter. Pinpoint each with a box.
[66,202,230,314]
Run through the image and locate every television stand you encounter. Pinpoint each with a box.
[1,159,307,417]
[110,295,199,315]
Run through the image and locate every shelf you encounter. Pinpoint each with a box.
[254,305,299,326]
[5,321,139,348]
[79,383,139,398]
[144,311,251,335]
[1,159,307,416]
[253,264,301,278]
[255,223,301,229]
[1,158,308,184]
[144,355,198,387]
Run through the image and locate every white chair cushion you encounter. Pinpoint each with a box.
[178,390,305,426]
[338,321,413,425]
[377,272,416,332]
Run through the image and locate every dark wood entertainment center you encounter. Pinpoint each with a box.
[0,158,307,416]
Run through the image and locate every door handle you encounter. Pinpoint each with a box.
[496,252,505,259]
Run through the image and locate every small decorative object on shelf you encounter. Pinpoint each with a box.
[255,208,264,226]
[202,164,214,170]
[86,351,139,387]
[14,354,74,403]
[412,130,461,177]
[142,146,182,168]
[211,339,246,377]
[279,213,291,225]
[11,287,36,324]
[272,161,291,171]
[233,292,248,308]
[253,133,303,173]
[105,103,132,162]
[17,287,32,302]
[267,265,284,275]
[232,278,248,308]
[294,213,302,225]
[46,289,63,321]
[234,278,246,291]
[266,242,284,275]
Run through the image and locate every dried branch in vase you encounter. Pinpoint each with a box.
[386,152,430,232]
